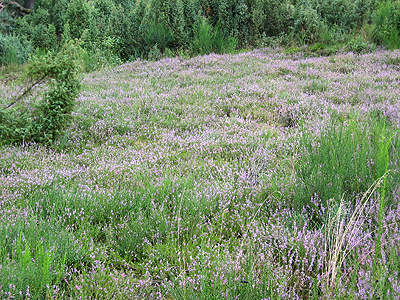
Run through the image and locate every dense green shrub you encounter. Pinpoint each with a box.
[28,7,51,25]
[144,22,174,53]
[23,0,68,35]
[170,0,188,46]
[94,0,115,17]
[214,0,251,47]
[347,34,369,52]
[293,1,325,44]
[15,3,64,51]
[0,10,15,34]
[313,0,354,30]
[0,42,82,145]
[2,0,398,65]
[31,23,58,50]
[257,0,294,37]
[65,0,93,40]
[354,0,376,26]
[105,4,137,60]
[192,17,237,55]
[192,16,215,55]
[92,0,115,43]
[49,0,68,34]
[0,34,33,66]
[373,0,400,49]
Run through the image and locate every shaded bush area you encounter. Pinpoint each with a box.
[0,0,399,66]
[0,34,32,65]
[373,0,400,49]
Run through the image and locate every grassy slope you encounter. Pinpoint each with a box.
[1,48,400,299]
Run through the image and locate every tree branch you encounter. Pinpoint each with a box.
[6,75,47,109]
[0,1,32,14]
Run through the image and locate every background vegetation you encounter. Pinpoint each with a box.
[1,0,400,68]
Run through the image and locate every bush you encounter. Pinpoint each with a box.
[315,0,358,30]
[22,0,68,36]
[0,41,82,145]
[192,16,214,55]
[28,7,51,25]
[105,4,139,60]
[0,34,33,66]
[192,17,237,55]
[3,0,391,65]
[259,0,295,37]
[347,35,369,53]
[144,22,174,53]
[65,0,93,40]
[49,0,69,35]
[170,0,188,46]
[293,1,325,44]
[31,23,58,51]
[227,0,251,47]
[373,0,400,49]
[92,0,115,44]
[0,10,15,34]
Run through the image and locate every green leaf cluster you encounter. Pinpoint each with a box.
[373,0,400,49]
[0,41,82,145]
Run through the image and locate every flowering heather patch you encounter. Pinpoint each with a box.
[1,48,400,299]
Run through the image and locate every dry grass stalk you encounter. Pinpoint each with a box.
[323,175,385,292]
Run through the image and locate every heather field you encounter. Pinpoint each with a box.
[1,48,400,299]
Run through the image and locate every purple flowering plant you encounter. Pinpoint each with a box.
[0,48,400,299]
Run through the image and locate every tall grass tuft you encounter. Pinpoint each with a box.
[294,113,397,223]
[0,215,83,299]
[192,17,237,55]
[323,176,383,293]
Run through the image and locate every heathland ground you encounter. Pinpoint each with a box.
[1,48,400,299]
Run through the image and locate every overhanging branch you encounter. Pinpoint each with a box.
[5,75,47,109]
[0,0,32,15]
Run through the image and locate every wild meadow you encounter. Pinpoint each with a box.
[1,48,400,299]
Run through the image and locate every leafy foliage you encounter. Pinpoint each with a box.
[0,9,15,33]
[65,0,93,40]
[191,17,237,55]
[293,1,325,44]
[0,0,398,67]
[0,34,32,65]
[373,0,400,49]
[0,41,82,145]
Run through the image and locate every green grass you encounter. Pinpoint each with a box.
[293,112,399,223]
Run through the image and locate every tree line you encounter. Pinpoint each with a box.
[1,0,400,68]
